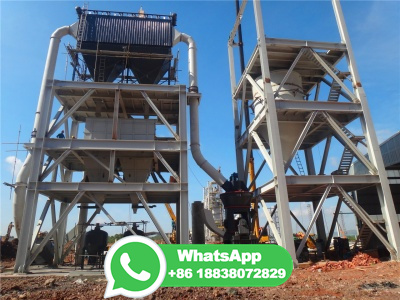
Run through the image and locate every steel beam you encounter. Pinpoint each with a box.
[141,91,180,141]
[83,150,124,183]
[323,112,377,174]
[47,105,65,132]
[248,160,266,191]
[47,89,94,137]
[336,185,396,257]
[296,185,331,257]
[39,150,71,181]
[108,151,116,183]
[274,48,306,97]
[228,0,248,45]
[265,37,347,51]
[154,151,180,183]
[260,199,282,245]
[229,44,245,181]
[258,204,277,241]
[289,210,317,247]
[30,199,51,249]
[28,192,85,266]
[136,192,171,244]
[319,135,332,175]
[178,86,189,243]
[275,99,361,112]
[53,80,183,93]
[28,138,184,152]
[332,0,400,260]
[50,199,59,265]
[61,208,100,263]
[254,0,297,265]
[30,181,185,192]
[325,197,343,253]
[232,47,259,99]
[308,49,357,101]
[112,90,120,139]
[251,131,273,171]
[85,193,137,236]
[284,111,318,171]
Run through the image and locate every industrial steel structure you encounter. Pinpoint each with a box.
[13,7,210,273]
[227,0,400,264]
[351,132,400,250]
[11,1,400,273]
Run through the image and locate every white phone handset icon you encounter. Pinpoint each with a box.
[120,253,151,281]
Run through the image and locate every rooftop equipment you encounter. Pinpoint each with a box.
[75,8,176,84]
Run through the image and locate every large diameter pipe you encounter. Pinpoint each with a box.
[174,30,198,92]
[189,98,228,188]
[174,30,231,191]
[13,24,77,237]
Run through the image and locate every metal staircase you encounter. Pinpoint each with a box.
[337,142,357,175]
[327,73,350,102]
[304,48,339,74]
[354,223,373,249]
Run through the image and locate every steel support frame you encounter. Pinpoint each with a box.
[332,0,400,259]
[260,199,282,245]
[178,86,189,243]
[15,79,189,273]
[296,185,332,257]
[226,0,399,265]
[253,0,298,265]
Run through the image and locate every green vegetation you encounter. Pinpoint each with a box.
[108,233,123,243]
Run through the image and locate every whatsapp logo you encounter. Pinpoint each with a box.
[104,235,166,298]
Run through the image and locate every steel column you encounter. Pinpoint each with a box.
[332,0,400,259]
[253,0,297,265]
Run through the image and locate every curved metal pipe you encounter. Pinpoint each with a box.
[13,24,77,236]
[174,30,230,190]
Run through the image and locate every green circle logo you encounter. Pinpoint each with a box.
[104,236,166,298]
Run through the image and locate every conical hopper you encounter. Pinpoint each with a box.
[257,122,306,163]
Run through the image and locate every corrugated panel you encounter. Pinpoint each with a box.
[82,14,172,46]
[380,132,400,167]
[352,131,400,174]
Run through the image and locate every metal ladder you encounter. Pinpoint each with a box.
[295,153,306,175]
[98,57,106,82]
[76,12,87,50]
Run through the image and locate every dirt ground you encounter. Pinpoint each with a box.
[1,259,400,300]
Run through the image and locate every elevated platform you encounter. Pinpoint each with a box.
[233,38,358,150]
[27,138,182,173]
[29,182,182,204]
[256,175,380,202]
[53,80,184,123]
[233,38,346,100]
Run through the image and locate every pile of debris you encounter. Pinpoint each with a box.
[309,252,380,272]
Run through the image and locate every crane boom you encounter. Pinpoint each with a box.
[165,204,176,222]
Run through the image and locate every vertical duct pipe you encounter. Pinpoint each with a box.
[174,30,232,191]
[13,24,77,237]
